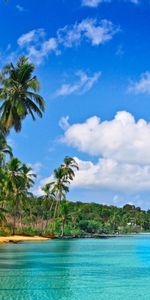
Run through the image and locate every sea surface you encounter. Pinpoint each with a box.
[0,235,150,300]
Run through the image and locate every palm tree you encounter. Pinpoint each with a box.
[53,167,69,218]
[0,135,12,167]
[61,156,79,181]
[0,120,12,166]
[21,164,36,190]
[6,158,36,234]
[59,200,70,237]
[41,182,56,229]
[0,56,45,132]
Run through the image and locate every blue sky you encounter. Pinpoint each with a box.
[1,0,150,209]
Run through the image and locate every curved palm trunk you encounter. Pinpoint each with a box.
[54,190,62,219]
[54,200,59,219]
[61,218,65,237]
[45,200,54,229]
[12,214,16,235]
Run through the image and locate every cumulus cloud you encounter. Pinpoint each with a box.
[33,111,150,195]
[35,155,150,194]
[16,18,118,64]
[128,72,150,94]
[62,111,150,165]
[57,111,150,193]
[55,70,101,97]
[71,157,150,192]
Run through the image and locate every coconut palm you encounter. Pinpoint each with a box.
[61,156,79,181]
[0,120,12,166]
[21,164,36,190]
[6,158,36,234]
[0,168,7,226]
[0,56,45,132]
[41,182,56,228]
[59,200,70,237]
[53,167,69,218]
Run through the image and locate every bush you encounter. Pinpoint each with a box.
[16,227,43,236]
[0,227,12,236]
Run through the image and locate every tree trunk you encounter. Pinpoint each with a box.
[54,200,59,219]
[13,213,16,235]
[61,219,65,237]
[13,195,19,235]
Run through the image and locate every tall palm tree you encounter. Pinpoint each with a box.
[41,182,56,229]
[6,158,36,234]
[59,200,70,237]
[0,56,45,132]
[53,167,69,218]
[61,156,79,181]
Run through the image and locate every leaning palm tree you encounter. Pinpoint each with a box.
[0,56,45,132]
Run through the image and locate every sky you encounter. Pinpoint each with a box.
[1,0,150,209]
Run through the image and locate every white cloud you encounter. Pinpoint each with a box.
[35,155,150,194]
[18,29,45,47]
[58,19,118,47]
[82,0,140,7]
[61,111,150,165]
[128,72,150,94]
[33,111,150,195]
[27,38,59,64]
[16,4,25,12]
[55,70,101,97]
[16,18,118,64]
[59,116,70,130]
[27,162,42,176]
[59,111,150,193]
[82,0,109,7]
[17,29,59,64]
[32,175,54,196]
[70,157,150,192]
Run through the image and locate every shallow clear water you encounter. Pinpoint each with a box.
[0,236,150,299]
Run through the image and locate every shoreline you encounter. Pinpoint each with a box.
[0,235,50,244]
[0,233,148,244]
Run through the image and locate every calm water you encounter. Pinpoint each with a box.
[0,236,150,300]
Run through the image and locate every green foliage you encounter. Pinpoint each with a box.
[0,53,148,238]
[16,227,43,237]
[0,56,45,132]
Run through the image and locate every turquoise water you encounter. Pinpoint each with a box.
[0,236,150,299]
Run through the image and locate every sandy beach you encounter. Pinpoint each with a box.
[0,235,49,244]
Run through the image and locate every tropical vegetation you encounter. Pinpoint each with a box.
[0,56,150,238]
